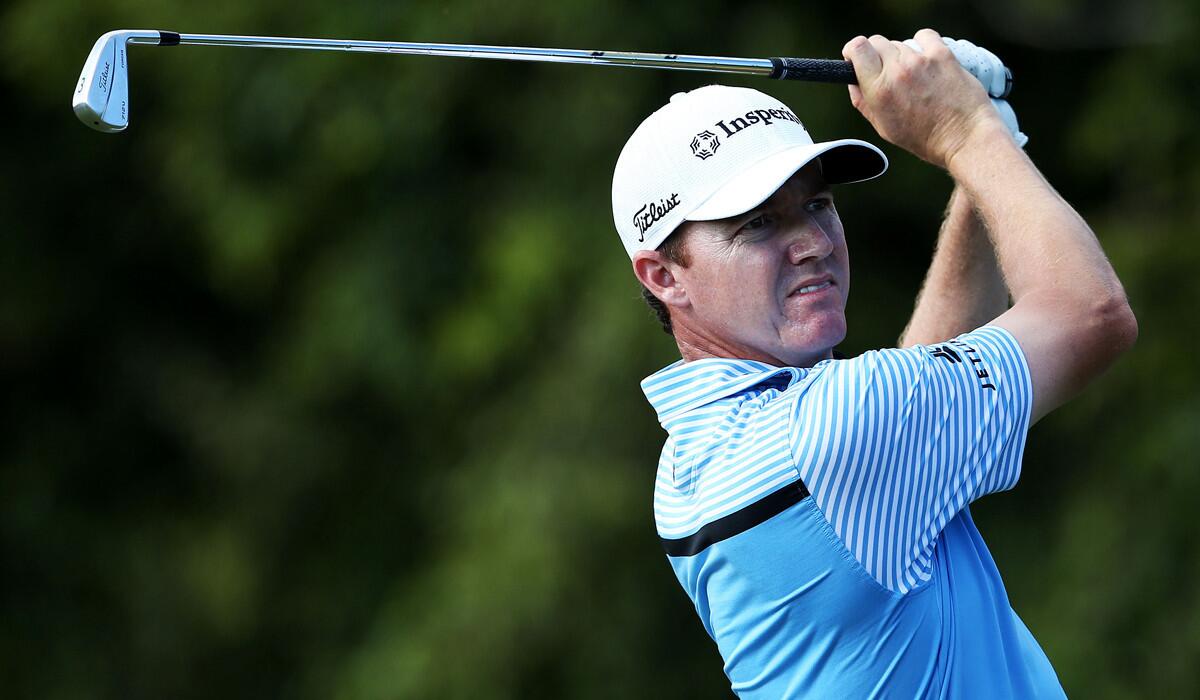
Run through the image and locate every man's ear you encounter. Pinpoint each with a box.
[632,250,689,309]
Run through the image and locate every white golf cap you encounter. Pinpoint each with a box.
[612,84,888,258]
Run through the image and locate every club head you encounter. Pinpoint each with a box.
[73,30,158,133]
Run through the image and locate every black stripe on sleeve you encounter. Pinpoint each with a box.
[660,481,810,557]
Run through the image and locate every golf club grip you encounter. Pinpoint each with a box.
[769,57,857,85]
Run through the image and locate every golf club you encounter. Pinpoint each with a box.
[71,29,1015,133]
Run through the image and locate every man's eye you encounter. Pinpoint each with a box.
[805,197,833,213]
[741,214,769,231]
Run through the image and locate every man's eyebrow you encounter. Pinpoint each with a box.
[726,179,833,226]
[799,176,833,195]
[755,187,828,213]
[725,205,766,226]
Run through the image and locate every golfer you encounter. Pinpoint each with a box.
[611,29,1136,698]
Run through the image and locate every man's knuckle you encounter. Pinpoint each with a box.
[928,43,954,60]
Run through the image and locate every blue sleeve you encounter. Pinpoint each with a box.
[788,326,1033,594]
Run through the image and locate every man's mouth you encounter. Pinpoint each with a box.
[789,278,835,297]
[795,281,834,295]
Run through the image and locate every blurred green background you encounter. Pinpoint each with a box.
[3,0,1198,697]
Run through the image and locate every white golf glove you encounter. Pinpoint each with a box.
[904,37,1028,148]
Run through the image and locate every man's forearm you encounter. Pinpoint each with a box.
[899,186,1009,347]
[948,124,1128,309]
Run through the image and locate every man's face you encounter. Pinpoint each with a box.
[669,163,850,367]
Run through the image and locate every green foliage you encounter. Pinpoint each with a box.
[2,1,1197,698]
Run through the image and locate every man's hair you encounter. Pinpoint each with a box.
[642,226,690,335]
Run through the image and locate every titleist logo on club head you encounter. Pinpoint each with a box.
[633,193,681,241]
[98,60,111,92]
[691,105,804,159]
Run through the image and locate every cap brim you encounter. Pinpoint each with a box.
[686,139,887,222]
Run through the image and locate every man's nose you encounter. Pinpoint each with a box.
[786,219,835,266]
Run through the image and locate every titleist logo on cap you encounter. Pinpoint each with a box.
[632,193,681,241]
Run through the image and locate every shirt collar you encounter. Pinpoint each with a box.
[641,357,802,426]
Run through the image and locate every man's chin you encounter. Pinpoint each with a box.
[781,320,846,364]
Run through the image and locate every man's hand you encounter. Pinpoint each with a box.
[904,36,1028,147]
[842,29,1009,169]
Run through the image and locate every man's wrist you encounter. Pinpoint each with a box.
[945,119,1024,179]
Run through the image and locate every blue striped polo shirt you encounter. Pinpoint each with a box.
[642,327,1065,698]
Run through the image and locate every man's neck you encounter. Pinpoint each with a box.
[673,330,832,368]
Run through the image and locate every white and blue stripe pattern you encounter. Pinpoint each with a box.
[645,360,800,541]
[643,326,1032,595]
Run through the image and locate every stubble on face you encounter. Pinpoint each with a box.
[668,163,851,367]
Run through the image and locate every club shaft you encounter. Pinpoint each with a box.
[128,32,789,78]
